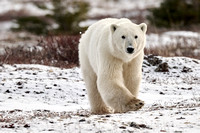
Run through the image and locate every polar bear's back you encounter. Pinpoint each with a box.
[79,18,131,49]
[92,18,132,26]
[86,18,131,35]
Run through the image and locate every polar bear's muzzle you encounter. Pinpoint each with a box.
[126,46,134,54]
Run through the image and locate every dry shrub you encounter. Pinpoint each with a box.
[0,35,80,68]
[38,35,80,67]
[1,35,199,68]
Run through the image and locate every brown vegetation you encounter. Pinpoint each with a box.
[0,35,80,68]
[0,34,199,68]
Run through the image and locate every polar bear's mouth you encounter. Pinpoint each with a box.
[126,46,134,54]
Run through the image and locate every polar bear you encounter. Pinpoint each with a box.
[79,18,147,114]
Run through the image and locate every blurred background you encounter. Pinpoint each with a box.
[0,0,199,68]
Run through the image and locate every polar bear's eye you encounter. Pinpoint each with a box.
[135,35,138,39]
[121,35,126,39]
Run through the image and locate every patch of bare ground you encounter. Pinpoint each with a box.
[0,109,91,129]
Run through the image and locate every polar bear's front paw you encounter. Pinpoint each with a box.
[126,97,144,111]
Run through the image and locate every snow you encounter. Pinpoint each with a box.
[0,65,88,111]
[0,21,17,32]
[0,0,51,16]
[146,31,200,48]
[87,0,162,17]
[164,31,200,38]
[0,56,200,132]
[0,0,162,18]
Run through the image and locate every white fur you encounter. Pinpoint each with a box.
[79,18,147,114]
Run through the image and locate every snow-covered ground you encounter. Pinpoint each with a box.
[146,31,200,48]
[0,1,200,132]
[86,0,162,18]
[0,56,200,132]
[0,0,162,17]
[0,0,51,16]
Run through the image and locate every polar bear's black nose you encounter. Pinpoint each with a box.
[126,46,134,54]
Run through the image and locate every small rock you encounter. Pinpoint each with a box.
[24,124,30,128]
[5,90,11,93]
[18,86,23,89]
[119,126,126,129]
[34,91,44,94]
[155,62,169,72]
[45,86,52,89]
[105,115,111,118]
[180,87,192,90]
[49,121,54,124]
[79,114,85,117]
[79,119,86,122]
[174,131,182,133]
[176,117,185,120]
[32,72,37,75]
[16,81,23,86]
[189,108,196,111]
[144,55,162,66]
[130,122,140,129]
[9,73,14,75]
[173,66,178,69]
[159,92,165,95]
[130,122,152,129]
[181,66,192,73]
[25,91,30,94]
[8,109,21,113]
[192,60,199,64]
[152,79,156,83]
[53,84,57,87]
[139,124,149,128]
[3,124,15,128]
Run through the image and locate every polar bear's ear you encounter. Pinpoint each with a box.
[139,23,147,33]
[110,24,118,33]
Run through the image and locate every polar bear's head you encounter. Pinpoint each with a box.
[110,22,147,62]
